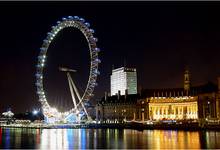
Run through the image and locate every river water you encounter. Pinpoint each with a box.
[0,127,220,149]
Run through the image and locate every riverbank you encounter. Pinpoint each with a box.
[1,122,220,131]
[88,122,220,131]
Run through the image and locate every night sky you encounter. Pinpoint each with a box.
[1,2,220,113]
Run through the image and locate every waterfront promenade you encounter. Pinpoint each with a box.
[1,122,220,131]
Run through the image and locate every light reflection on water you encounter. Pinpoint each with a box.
[0,127,220,149]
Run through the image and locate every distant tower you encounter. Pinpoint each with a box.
[184,66,190,95]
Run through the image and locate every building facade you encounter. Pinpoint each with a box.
[96,68,220,123]
[148,97,198,120]
[96,94,138,123]
[110,67,137,96]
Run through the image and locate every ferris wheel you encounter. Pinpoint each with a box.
[35,16,101,123]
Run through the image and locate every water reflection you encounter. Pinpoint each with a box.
[144,130,201,149]
[5,128,10,149]
[0,128,220,149]
[40,129,69,149]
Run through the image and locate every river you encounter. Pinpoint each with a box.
[0,127,220,149]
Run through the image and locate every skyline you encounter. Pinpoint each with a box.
[1,2,220,112]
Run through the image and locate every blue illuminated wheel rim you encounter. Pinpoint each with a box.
[35,16,100,119]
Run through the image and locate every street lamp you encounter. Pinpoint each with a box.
[32,110,39,115]
[207,101,211,119]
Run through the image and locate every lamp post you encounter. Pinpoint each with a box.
[32,109,40,122]
[32,110,39,115]
[207,101,211,119]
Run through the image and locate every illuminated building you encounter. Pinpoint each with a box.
[142,67,220,121]
[110,67,137,96]
[141,67,198,120]
[96,67,220,122]
[146,94,198,120]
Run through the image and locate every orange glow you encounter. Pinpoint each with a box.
[36,129,40,145]
[149,99,198,120]
[145,130,201,149]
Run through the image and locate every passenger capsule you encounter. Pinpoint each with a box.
[92,37,98,42]
[40,47,46,51]
[79,18,85,23]
[94,69,100,75]
[37,91,42,94]
[35,73,41,77]
[47,32,52,35]
[73,16,79,20]
[43,39,49,43]
[94,48,100,52]
[39,98,44,102]
[36,64,41,68]
[84,22,90,28]
[35,82,41,86]
[92,82,98,86]
[89,37,98,43]
[38,55,43,59]
[94,58,101,63]
[89,29,95,33]
[68,16,73,19]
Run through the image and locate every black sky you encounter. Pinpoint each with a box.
[1,2,220,113]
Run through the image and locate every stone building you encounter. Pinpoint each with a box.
[142,82,219,121]
[96,91,139,123]
[96,68,220,123]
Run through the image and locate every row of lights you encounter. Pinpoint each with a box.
[150,96,194,100]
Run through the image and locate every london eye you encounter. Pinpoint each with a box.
[35,16,100,123]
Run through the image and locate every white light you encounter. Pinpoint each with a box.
[33,110,38,115]
[36,17,100,123]
[51,108,58,113]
